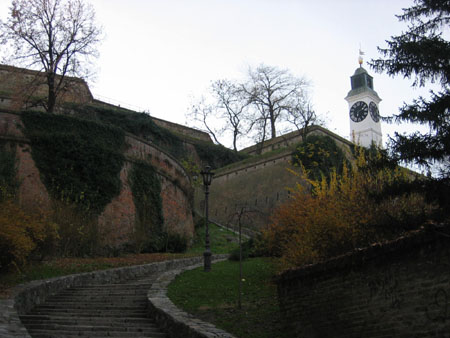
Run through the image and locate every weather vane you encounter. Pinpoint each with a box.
[358,45,365,66]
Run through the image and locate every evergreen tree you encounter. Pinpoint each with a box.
[370,0,450,214]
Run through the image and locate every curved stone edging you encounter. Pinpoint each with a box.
[148,254,237,338]
[0,256,209,338]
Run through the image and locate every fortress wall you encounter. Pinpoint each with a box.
[0,112,52,211]
[0,65,92,111]
[97,162,136,247]
[151,116,212,143]
[0,112,194,249]
[197,150,307,232]
[276,226,450,337]
[198,127,354,233]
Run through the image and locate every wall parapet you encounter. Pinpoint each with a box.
[214,148,293,180]
[276,224,450,337]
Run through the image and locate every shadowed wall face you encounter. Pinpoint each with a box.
[201,153,305,232]
[276,229,450,337]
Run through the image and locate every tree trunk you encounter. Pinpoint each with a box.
[269,108,276,139]
[47,72,56,113]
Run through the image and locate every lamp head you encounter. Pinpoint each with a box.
[200,165,214,186]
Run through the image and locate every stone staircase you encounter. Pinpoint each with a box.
[19,276,167,338]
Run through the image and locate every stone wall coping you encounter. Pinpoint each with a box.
[277,223,450,285]
[0,256,216,338]
[240,125,353,154]
[148,254,237,338]
[214,148,294,178]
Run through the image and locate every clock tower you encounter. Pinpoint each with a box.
[345,52,382,148]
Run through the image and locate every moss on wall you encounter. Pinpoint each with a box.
[193,140,249,170]
[128,160,165,252]
[21,111,125,214]
[67,103,246,170]
[0,141,18,200]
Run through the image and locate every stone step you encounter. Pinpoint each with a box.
[65,285,152,290]
[23,322,163,332]
[27,310,149,318]
[68,284,153,290]
[35,303,147,310]
[45,298,146,304]
[20,315,156,325]
[39,300,147,307]
[26,329,166,338]
[20,273,168,337]
[55,290,149,296]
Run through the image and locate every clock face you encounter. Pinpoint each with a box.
[369,101,380,122]
[350,101,368,122]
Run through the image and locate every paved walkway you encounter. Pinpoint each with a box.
[1,256,234,338]
[20,275,166,338]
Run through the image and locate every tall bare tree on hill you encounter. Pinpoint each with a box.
[0,0,102,113]
[188,64,321,152]
[189,79,250,152]
[242,64,311,140]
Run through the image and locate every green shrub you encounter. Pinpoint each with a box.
[194,216,206,229]
[292,135,349,181]
[165,233,188,253]
[228,238,268,261]
[229,239,254,261]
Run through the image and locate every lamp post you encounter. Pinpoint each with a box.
[200,165,214,272]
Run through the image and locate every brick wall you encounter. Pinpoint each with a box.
[0,111,194,249]
[276,225,450,338]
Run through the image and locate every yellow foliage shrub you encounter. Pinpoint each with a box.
[262,148,431,269]
[0,198,58,271]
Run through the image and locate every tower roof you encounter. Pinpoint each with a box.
[353,66,369,76]
[345,65,381,101]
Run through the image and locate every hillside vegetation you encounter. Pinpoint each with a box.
[67,103,248,169]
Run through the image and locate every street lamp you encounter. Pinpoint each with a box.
[200,165,214,272]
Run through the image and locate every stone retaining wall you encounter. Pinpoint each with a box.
[0,256,226,338]
[148,257,236,338]
[276,225,450,338]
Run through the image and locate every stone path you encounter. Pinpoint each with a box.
[19,275,167,338]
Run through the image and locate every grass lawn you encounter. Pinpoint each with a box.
[188,222,239,254]
[167,257,291,338]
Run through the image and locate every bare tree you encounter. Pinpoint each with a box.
[285,100,324,141]
[211,80,250,152]
[188,79,250,151]
[243,64,310,140]
[188,64,319,152]
[0,0,102,113]
[189,96,224,146]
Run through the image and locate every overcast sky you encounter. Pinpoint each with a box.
[0,0,440,151]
